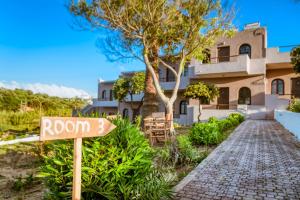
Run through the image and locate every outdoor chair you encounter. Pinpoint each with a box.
[145,117,171,145]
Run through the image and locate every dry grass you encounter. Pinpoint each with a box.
[0,143,44,200]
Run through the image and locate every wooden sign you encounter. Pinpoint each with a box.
[40,117,116,141]
[40,117,116,200]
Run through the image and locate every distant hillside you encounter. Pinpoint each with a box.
[0,88,88,138]
[0,88,87,113]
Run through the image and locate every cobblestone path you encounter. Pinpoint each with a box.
[174,120,300,200]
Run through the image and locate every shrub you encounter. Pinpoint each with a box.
[173,122,181,129]
[134,115,142,128]
[288,98,300,113]
[8,111,39,126]
[176,135,203,164]
[11,174,36,192]
[154,135,204,169]
[228,113,245,123]
[226,113,244,127]
[207,117,218,123]
[189,122,222,145]
[39,118,172,200]
[217,119,233,132]
[190,113,244,145]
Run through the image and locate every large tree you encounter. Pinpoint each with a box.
[184,82,219,122]
[113,72,145,120]
[291,46,300,73]
[70,0,234,131]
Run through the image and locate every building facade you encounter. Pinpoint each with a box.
[84,23,300,125]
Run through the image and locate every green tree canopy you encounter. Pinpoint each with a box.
[184,82,219,122]
[291,46,300,73]
[113,78,129,102]
[70,0,234,131]
[113,72,145,119]
[113,72,145,102]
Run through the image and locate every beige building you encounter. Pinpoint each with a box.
[85,72,144,120]
[84,22,300,124]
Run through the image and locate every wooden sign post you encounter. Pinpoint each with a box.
[40,117,116,200]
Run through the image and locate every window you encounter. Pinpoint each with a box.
[238,87,251,105]
[109,90,113,101]
[122,108,129,118]
[180,101,188,114]
[202,49,211,64]
[166,67,176,82]
[158,68,164,81]
[271,79,284,95]
[182,66,188,77]
[218,46,230,62]
[239,44,251,58]
[102,90,106,100]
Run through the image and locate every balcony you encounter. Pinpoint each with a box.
[266,48,292,69]
[92,98,118,107]
[159,74,190,90]
[191,54,266,78]
[124,93,144,102]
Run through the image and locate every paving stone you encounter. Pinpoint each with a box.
[174,120,300,200]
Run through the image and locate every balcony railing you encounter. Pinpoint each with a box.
[206,55,240,64]
[159,77,176,82]
[191,54,266,77]
[99,97,114,101]
[92,98,118,107]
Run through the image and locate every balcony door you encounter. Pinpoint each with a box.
[217,87,229,109]
[291,77,300,98]
[218,46,230,62]
[166,67,176,82]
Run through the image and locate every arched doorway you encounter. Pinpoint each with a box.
[239,44,251,58]
[271,79,284,95]
[238,87,251,105]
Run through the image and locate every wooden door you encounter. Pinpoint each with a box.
[218,46,230,62]
[217,87,230,109]
[291,77,300,98]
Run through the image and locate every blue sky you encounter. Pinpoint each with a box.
[0,0,300,97]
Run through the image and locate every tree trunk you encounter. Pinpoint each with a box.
[198,99,202,123]
[166,103,175,134]
[130,93,134,121]
[142,44,159,120]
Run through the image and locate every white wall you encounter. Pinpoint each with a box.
[186,105,241,124]
[265,94,290,111]
[275,110,300,140]
[174,115,188,126]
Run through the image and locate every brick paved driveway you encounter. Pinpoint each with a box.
[174,120,300,200]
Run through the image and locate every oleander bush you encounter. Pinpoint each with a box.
[288,98,300,113]
[190,113,244,145]
[39,118,173,200]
